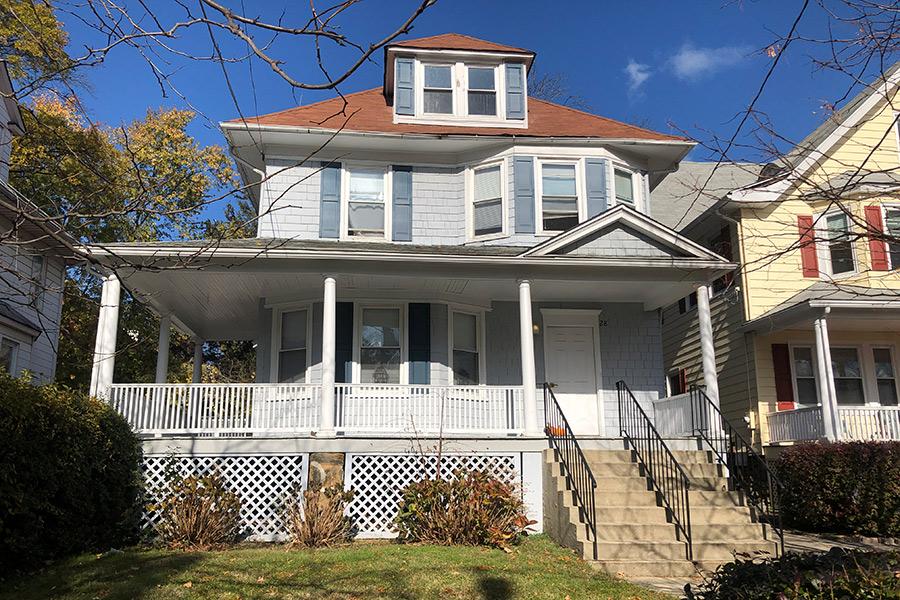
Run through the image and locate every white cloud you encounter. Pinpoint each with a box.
[670,43,750,80]
[624,59,651,94]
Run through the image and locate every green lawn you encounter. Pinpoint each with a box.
[1,535,668,600]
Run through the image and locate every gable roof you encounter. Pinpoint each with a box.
[388,33,532,55]
[230,88,687,141]
[520,204,728,261]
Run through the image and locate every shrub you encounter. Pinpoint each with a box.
[0,373,142,573]
[774,441,900,537]
[686,548,900,599]
[153,471,242,549]
[394,468,534,549]
[284,483,354,548]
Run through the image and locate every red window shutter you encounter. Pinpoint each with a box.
[797,215,819,278]
[771,343,795,411]
[865,205,889,271]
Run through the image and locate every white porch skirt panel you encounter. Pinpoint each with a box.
[142,454,309,541]
[344,453,537,538]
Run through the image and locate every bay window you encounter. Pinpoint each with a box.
[423,65,453,114]
[831,347,865,405]
[791,346,818,405]
[614,168,635,206]
[472,163,503,236]
[277,309,308,383]
[541,163,579,231]
[452,311,480,385]
[823,212,855,275]
[359,307,402,384]
[467,67,496,116]
[347,167,386,238]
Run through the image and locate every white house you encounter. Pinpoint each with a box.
[0,61,68,383]
[82,34,779,575]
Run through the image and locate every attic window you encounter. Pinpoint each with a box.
[423,65,453,114]
[614,169,635,205]
[467,67,496,116]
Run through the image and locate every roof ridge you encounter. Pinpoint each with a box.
[527,97,687,141]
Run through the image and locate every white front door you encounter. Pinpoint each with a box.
[544,324,601,435]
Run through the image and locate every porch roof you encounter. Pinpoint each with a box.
[742,282,900,333]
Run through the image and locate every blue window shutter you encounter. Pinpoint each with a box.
[505,63,526,120]
[513,156,535,233]
[585,158,609,218]
[408,303,431,384]
[392,166,413,242]
[318,161,341,238]
[395,58,415,116]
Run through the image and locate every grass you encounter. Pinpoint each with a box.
[1,535,669,600]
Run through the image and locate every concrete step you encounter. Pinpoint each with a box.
[595,475,652,492]
[596,506,671,524]
[592,559,698,578]
[582,449,635,464]
[587,461,643,477]
[598,541,690,561]
[689,506,755,524]
[689,489,745,507]
[595,522,678,542]
[691,522,768,541]
[597,489,660,507]
[691,541,779,561]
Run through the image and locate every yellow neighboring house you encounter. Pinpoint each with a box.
[656,63,900,450]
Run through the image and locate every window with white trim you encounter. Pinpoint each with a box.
[831,347,865,405]
[614,168,635,206]
[883,206,900,269]
[423,64,453,114]
[471,163,503,237]
[346,167,387,238]
[540,162,579,232]
[467,66,496,116]
[359,307,402,384]
[452,311,480,385]
[823,212,855,275]
[791,346,818,405]
[277,309,308,383]
[873,347,898,406]
[0,337,18,374]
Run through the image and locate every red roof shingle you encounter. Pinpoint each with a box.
[388,33,532,55]
[233,88,687,142]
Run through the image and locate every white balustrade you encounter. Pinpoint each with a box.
[335,384,525,434]
[108,383,320,435]
[837,406,900,441]
[652,392,694,437]
[766,406,825,443]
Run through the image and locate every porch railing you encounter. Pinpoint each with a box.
[543,383,597,560]
[766,406,825,443]
[652,392,693,438]
[335,384,524,434]
[617,380,693,560]
[837,406,900,441]
[108,383,320,435]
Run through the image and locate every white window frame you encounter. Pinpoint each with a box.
[448,308,486,386]
[612,165,638,208]
[352,303,408,385]
[788,344,820,407]
[270,305,312,384]
[830,345,868,406]
[463,64,500,118]
[815,210,857,278]
[0,334,19,375]
[881,204,900,270]
[465,158,508,241]
[871,345,899,406]
[340,163,392,241]
[421,62,456,116]
[535,157,585,235]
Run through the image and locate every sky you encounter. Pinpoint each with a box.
[51,0,890,211]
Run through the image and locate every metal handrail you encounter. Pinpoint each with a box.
[617,380,693,560]
[543,383,598,560]
[689,386,785,555]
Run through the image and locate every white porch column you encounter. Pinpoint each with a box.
[518,279,539,435]
[814,313,840,441]
[155,315,172,384]
[696,284,720,407]
[89,274,121,398]
[320,275,337,434]
[192,339,203,383]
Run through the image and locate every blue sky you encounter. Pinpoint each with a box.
[52,1,885,201]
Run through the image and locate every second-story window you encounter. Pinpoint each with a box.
[541,163,579,231]
[472,164,503,236]
[347,167,387,238]
[423,65,453,114]
[823,212,855,275]
[884,206,900,268]
[614,168,635,206]
[467,67,496,116]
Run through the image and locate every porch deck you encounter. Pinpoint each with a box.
[767,405,900,443]
[108,382,528,437]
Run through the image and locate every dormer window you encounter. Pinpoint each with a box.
[614,168,636,206]
[467,67,496,116]
[424,65,453,114]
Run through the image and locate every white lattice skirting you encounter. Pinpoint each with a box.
[143,454,308,541]
[344,453,522,538]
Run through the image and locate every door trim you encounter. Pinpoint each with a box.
[540,309,604,435]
